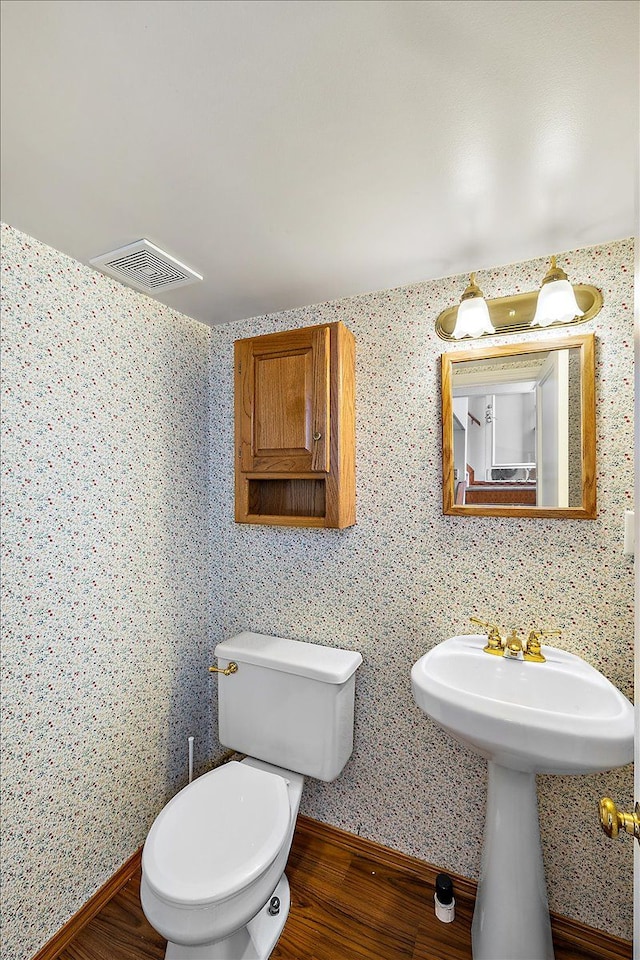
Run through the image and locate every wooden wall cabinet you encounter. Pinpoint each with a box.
[234,321,355,528]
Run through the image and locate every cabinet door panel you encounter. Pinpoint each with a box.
[238,326,329,473]
[255,350,312,455]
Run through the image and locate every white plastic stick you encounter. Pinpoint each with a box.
[188,736,194,784]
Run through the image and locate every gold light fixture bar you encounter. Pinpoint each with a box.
[436,283,602,341]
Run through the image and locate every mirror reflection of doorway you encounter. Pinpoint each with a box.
[536,350,569,508]
[451,348,580,509]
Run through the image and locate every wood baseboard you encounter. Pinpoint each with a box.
[549,913,632,960]
[31,847,142,960]
[296,815,632,960]
[297,813,477,892]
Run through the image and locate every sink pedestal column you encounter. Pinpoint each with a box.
[472,762,554,960]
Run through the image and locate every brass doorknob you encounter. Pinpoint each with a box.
[598,797,640,842]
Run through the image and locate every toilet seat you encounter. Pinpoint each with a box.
[142,761,290,907]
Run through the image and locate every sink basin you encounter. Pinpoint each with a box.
[411,634,633,774]
[411,634,634,960]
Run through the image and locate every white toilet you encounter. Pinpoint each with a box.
[140,631,362,960]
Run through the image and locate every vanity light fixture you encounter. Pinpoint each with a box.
[451,273,495,339]
[530,255,584,328]
[436,257,602,341]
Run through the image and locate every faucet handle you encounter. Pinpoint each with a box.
[470,617,504,656]
[524,628,561,663]
[470,616,501,635]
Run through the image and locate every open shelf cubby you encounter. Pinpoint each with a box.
[247,478,327,519]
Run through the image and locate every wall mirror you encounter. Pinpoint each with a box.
[441,333,596,518]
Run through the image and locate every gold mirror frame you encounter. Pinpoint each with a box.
[441,333,596,519]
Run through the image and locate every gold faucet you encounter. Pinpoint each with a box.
[471,618,562,663]
[504,629,524,659]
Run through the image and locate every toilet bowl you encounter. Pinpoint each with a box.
[141,759,304,960]
[141,631,362,959]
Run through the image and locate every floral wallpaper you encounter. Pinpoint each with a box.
[0,223,634,959]
[0,224,213,960]
[207,237,635,940]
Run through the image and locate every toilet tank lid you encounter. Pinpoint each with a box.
[215,632,363,683]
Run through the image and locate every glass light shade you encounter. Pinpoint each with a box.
[531,279,584,327]
[452,296,495,339]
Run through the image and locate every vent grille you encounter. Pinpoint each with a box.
[90,239,202,293]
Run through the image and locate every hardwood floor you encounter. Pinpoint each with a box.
[57,816,631,960]
[273,821,474,960]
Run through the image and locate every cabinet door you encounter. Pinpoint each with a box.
[236,325,330,473]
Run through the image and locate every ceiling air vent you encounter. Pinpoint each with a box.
[89,239,203,293]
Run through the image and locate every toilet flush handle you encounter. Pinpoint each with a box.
[209,661,239,676]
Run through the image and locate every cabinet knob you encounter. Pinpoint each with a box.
[312,431,322,441]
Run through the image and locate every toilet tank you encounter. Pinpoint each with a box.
[214,632,362,781]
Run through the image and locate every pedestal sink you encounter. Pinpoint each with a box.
[411,634,634,960]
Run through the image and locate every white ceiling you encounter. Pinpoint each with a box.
[1,0,638,327]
